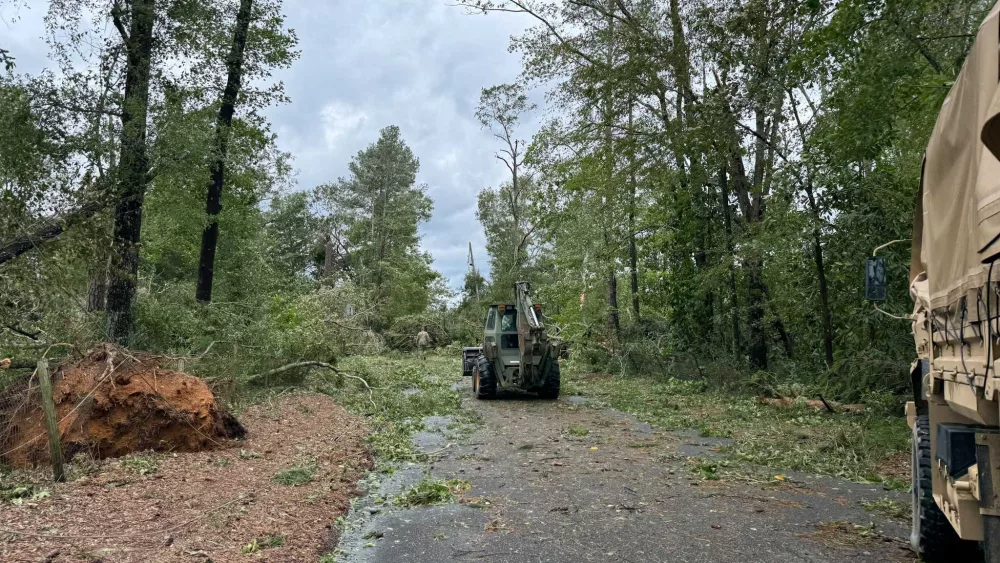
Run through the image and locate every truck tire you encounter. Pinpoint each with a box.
[911,415,978,561]
[537,361,560,400]
[475,355,497,400]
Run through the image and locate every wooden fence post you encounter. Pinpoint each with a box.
[36,359,65,482]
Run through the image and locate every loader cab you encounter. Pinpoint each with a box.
[483,305,521,364]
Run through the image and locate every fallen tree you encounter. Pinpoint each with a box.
[0,199,108,267]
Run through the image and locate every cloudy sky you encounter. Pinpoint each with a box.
[267,1,541,290]
[3,0,540,290]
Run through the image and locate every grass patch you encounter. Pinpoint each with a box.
[567,425,589,437]
[242,534,284,554]
[273,464,315,486]
[321,356,480,465]
[563,368,910,483]
[862,497,909,520]
[120,454,159,476]
[394,478,470,507]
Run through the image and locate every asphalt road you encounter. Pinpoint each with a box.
[337,379,915,563]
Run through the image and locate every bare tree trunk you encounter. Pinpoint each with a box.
[196,0,254,303]
[628,199,640,320]
[746,259,768,371]
[787,90,834,368]
[323,236,334,278]
[105,0,156,345]
[628,96,640,320]
[603,0,619,337]
[607,270,620,335]
[720,167,741,361]
[804,179,835,368]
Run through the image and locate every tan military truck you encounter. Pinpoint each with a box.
[891,3,1000,560]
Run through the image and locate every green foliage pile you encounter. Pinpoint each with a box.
[393,479,470,508]
[387,308,483,351]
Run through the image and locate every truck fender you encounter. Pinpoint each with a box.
[911,359,929,417]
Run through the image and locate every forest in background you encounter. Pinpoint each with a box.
[0,0,994,402]
[461,0,994,400]
[0,0,456,388]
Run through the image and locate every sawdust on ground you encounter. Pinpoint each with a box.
[0,393,371,563]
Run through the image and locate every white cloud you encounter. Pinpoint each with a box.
[263,0,542,290]
[320,102,369,151]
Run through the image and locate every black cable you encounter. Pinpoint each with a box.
[974,288,985,340]
[933,306,962,344]
[986,259,995,379]
[960,296,973,392]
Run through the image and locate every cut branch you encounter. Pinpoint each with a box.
[247,361,377,408]
[6,324,41,341]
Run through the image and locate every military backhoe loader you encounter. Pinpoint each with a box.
[462,282,565,400]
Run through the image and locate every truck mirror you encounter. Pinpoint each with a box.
[865,257,888,302]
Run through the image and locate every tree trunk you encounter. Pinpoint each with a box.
[603,0,619,337]
[628,200,640,320]
[720,167,741,361]
[195,0,254,302]
[812,228,834,367]
[803,179,835,368]
[607,270,620,335]
[105,0,156,346]
[627,97,640,320]
[323,236,334,278]
[87,254,110,312]
[772,316,795,360]
[746,258,768,371]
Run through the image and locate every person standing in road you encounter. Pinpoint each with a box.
[416,326,431,361]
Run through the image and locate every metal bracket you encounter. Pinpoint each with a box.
[976,433,1000,511]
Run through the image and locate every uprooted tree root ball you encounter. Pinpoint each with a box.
[0,345,244,468]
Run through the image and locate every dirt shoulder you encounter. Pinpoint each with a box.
[0,393,371,563]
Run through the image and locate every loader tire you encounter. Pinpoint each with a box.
[475,355,497,400]
[537,361,560,400]
[911,415,978,561]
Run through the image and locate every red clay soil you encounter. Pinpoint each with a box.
[1,347,243,468]
[0,392,371,562]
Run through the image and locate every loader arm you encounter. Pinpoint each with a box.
[514,282,561,385]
